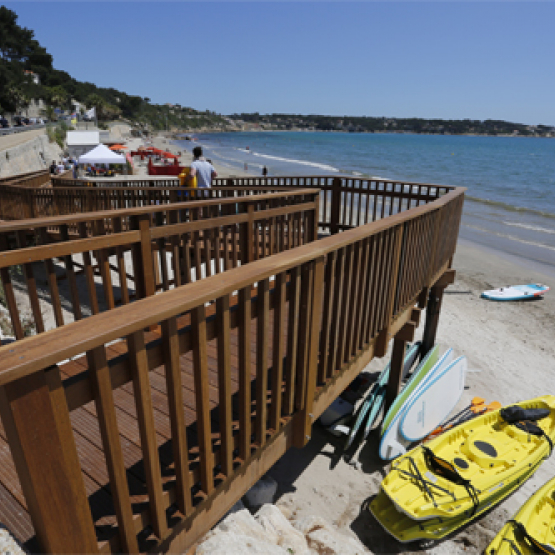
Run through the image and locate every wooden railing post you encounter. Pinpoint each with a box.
[293,256,325,448]
[240,201,255,264]
[0,366,99,553]
[131,214,156,300]
[330,177,342,235]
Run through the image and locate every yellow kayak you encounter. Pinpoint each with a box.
[381,396,555,522]
[485,474,555,554]
[370,460,543,543]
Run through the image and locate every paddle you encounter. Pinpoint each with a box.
[423,398,489,442]
[433,397,485,431]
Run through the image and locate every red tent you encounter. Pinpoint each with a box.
[162,151,178,159]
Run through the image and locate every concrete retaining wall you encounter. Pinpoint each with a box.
[0,133,62,178]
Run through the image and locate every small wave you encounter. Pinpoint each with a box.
[502,221,555,235]
[465,195,555,220]
[250,152,339,172]
[463,224,555,252]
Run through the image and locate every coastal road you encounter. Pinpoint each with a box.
[0,128,47,151]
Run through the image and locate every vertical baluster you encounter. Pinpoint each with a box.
[87,346,139,553]
[37,228,64,328]
[294,262,314,412]
[213,225,222,275]
[0,235,24,338]
[181,229,192,284]
[216,295,233,476]
[238,285,252,461]
[355,238,372,351]
[270,272,286,431]
[15,231,45,333]
[76,223,100,314]
[317,252,336,383]
[191,304,214,494]
[283,266,300,415]
[336,243,354,367]
[127,330,168,539]
[345,241,363,359]
[255,279,269,445]
[111,218,130,305]
[94,219,115,310]
[156,212,170,292]
[60,224,83,321]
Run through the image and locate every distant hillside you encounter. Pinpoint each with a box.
[228,113,555,137]
[0,6,234,132]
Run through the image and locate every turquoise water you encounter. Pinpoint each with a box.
[174,131,555,273]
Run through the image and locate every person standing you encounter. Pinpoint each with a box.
[187,146,217,195]
[262,166,268,177]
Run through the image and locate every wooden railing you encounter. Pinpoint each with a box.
[0,190,319,338]
[2,176,453,238]
[0,174,465,554]
[0,169,50,188]
[0,183,303,220]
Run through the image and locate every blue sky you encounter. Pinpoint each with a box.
[6,1,555,125]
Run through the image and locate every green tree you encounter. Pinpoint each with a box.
[46,85,68,108]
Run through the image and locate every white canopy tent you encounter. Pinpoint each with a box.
[78,144,126,166]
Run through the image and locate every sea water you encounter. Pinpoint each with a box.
[173,132,555,275]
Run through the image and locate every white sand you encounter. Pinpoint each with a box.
[267,238,555,554]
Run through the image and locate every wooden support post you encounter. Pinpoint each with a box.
[330,177,342,235]
[384,322,416,415]
[293,256,325,448]
[421,269,456,357]
[0,367,99,553]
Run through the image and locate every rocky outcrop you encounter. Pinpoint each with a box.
[195,505,367,555]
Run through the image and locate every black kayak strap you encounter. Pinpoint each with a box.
[513,420,554,456]
[508,520,555,554]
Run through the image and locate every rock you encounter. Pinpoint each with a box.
[211,509,270,543]
[292,515,330,536]
[306,527,367,555]
[0,527,26,555]
[195,533,288,555]
[292,515,367,555]
[224,499,246,519]
[243,474,278,509]
[255,504,309,555]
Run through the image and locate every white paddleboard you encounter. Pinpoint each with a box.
[481,283,549,301]
[400,356,467,442]
[379,349,454,461]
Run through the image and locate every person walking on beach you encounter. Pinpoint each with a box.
[187,146,217,195]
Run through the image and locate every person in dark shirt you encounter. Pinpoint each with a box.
[49,160,57,174]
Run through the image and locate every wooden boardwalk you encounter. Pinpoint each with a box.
[0,287,289,552]
[0,173,465,553]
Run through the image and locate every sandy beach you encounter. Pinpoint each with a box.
[263,237,555,554]
[119,130,249,179]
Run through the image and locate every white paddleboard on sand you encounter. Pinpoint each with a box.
[379,349,454,461]
[481,283,549,301]
[400,356,467,442]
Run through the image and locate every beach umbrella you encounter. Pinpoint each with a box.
[109,144,127,151]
